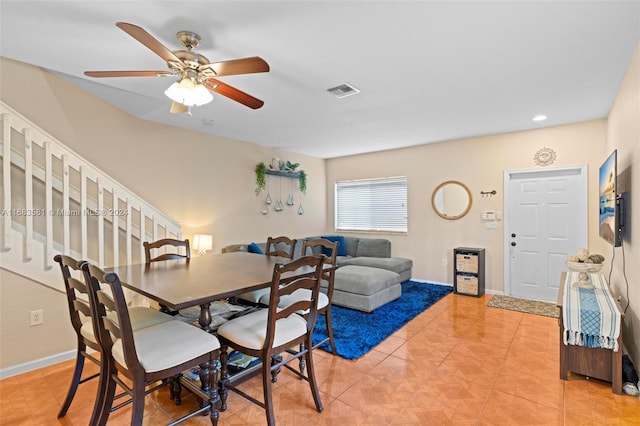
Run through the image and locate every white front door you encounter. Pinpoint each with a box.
[504,166,588,302]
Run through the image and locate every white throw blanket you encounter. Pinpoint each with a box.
[563,272,621,351]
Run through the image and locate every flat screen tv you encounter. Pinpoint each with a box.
[599,150,622,247]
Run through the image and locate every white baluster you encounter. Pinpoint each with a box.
[139,206,146,261]
[23,129,33,261]
[2,114,12,250]
[112,189,119,267]
[44,142,53,269]
[126,199,132,265]
[80,166,88,260]
[97,177,104,268]
[152,215,158,242]
[62,154,70,255]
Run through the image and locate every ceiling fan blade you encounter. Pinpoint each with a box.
[199,56,270,77]
[169,102,189,114]
[84,70,173,78]
[203,79,265,109]
[116,22,183,65]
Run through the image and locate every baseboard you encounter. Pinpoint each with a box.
[412,278,452,287]
[412,278,503,295]
[0,349,77,379]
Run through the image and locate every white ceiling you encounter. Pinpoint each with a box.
[1,1,639,159]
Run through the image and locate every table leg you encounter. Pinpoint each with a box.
[198,303,212,331]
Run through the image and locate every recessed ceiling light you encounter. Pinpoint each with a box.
[532,114,548,122]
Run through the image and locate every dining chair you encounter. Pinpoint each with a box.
[81,262,222,426]
[297,238,339,354]
[217,255,324,426]
[237,236,297,305]
[143,238,191,263]
[54,254,174,423]
[259,238,338,354]
[144,238,190,315]
[265,235,297,258]
[258,238,338,377]
[55,254,104,422]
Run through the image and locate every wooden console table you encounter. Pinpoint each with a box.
[557,272,623,394]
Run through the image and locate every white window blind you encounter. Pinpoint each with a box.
[335,176,408,232]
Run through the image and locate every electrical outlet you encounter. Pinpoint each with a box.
[442,259,448,267]
[30,309,43,326]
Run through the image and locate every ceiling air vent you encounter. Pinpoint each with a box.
[327,82,360,98]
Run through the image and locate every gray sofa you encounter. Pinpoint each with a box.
[222,235,412,312]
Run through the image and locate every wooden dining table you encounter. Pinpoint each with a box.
[106,251,294,330]
[106,251,317,406]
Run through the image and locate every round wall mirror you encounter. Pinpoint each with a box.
[431,180,473,220]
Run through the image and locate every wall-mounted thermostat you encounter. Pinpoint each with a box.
[481,210,496,220]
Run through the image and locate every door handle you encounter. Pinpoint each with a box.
[511,242,516,247]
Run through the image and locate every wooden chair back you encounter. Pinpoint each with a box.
[143,238,190,263]
[55,255,97,348]
[263,255,323,350]
[81,263,140,372]
[266,236,296,259]
[301,239,338,301]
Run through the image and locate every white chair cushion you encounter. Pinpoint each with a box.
[238,288,271,304]
[217,309,307,350]
[112,320,220,373]
[80,320,98,343]
[127,307,175,329]
[80,307,174,343]
[260,289,328,313]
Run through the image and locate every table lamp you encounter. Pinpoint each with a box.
[193,234,213,256]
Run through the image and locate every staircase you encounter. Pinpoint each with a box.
[0,101,182,296]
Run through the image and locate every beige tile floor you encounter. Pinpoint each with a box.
[1,293,639,425]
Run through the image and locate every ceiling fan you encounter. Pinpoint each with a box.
[85,22,269,114]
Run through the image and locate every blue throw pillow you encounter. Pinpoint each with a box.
[248,242,263,254]
[321,235,348,257]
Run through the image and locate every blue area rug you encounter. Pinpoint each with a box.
[312,281,452,360]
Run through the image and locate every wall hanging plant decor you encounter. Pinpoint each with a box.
[255,158,307,214]
[255,162,267,195]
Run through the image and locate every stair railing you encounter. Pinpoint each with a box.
[1,101,182,295]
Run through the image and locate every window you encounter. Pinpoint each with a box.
[335,176,408,233]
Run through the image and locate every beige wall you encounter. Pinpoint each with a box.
[326,120,607,290]
[604,42,640,368]
[0,57,327,369]
[0,269,77,367]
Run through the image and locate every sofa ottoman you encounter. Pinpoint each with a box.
[332,265,401,312]
[338,256,413,283]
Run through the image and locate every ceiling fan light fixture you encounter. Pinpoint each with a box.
[164,77,213,106]
[86,23,268,110]
[192,83,214,105]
